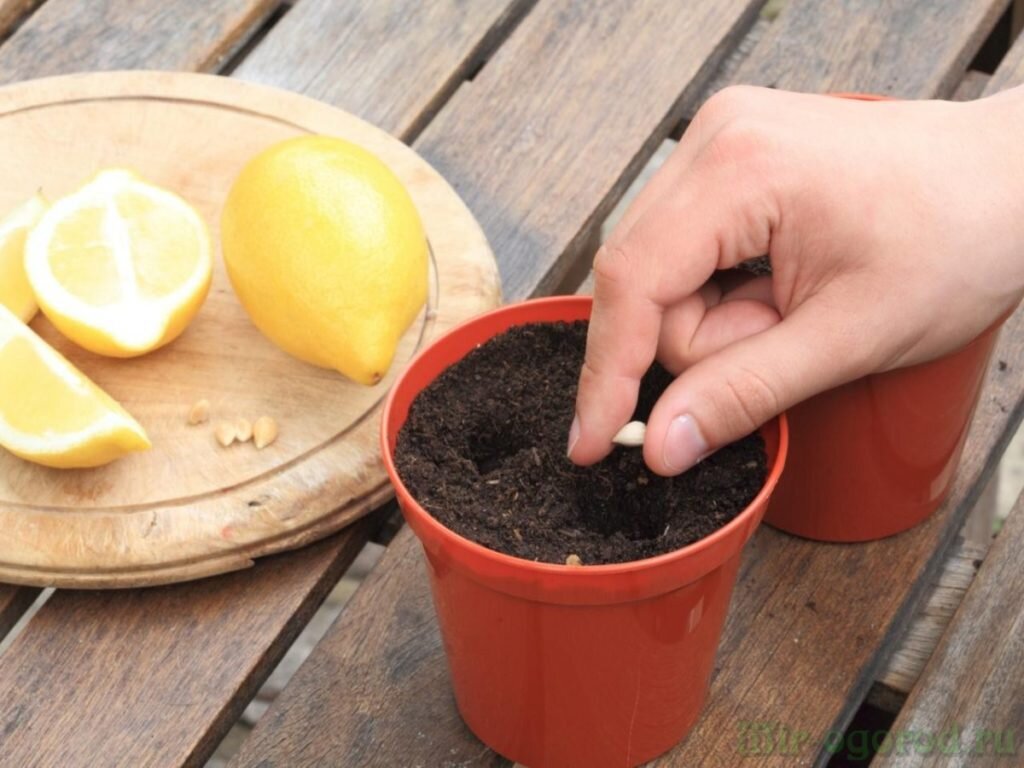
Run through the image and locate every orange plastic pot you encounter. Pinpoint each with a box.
[382,296,788,768]
[764,92,1002,541]
[766,321,1000,541]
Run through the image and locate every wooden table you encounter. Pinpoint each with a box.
[1,1,1023,766]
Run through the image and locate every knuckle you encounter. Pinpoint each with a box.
[706,118,769,166]
[592,243,636,296]
[700,85,757,123]
[579,357,603,385]
[717,366,781,436]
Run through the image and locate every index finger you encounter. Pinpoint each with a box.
[569,244,663,465]
[570,156,774,465]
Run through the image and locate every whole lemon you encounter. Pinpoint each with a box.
[221,136,428,385]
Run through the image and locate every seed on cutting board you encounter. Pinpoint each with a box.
[214,421,237,447]
[235,418,253,443]
[188,399,210,425]
[253,416,278,449]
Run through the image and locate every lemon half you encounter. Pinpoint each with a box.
[0,302,150,468]
[25,169,212,357]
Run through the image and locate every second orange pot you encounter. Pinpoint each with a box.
[766,322,999,541]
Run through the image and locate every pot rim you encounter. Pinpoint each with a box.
[381,296,789,601]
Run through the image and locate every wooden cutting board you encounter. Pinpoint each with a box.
[0,71,501,588]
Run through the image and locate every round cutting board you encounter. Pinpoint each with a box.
[0,71,501,588]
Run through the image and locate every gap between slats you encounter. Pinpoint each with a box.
[0,587,40,645]
[0,0,43,46]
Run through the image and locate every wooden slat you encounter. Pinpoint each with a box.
[232,7,1024,766]
[412,0,765,302]
[728,0,1006,99]
[0,0,278,83]
[0,585,37,641]
[0,2,540,766]
[234,0,535,140]
[0,514,379,767]
[883,492,1024,766]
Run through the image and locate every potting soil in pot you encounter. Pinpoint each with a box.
[395,321,767,565]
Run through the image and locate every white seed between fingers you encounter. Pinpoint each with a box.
[612,421,646,447]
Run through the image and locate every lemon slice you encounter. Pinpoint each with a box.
[0,194,47,322]
[0,302,150,468]
[25,169,212,357]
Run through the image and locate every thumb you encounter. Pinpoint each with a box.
[642,299,864,476]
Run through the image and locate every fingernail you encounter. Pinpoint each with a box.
[567,414,581,458]
[663,415,709,473]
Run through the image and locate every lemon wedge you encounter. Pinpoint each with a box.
[0,302,150,468]
[25,169,212,357]
[0,194,47,322]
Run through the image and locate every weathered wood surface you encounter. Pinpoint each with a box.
[0,513,380,768]
[0,71,499,588]
[882,491,1024,767]
[413,0,764,302]
[0,0,278,83]
[730,0,1007,99]
[235,0,534,140]
[231,9,1024,767]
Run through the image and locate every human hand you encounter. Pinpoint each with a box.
[569,85,1024,475]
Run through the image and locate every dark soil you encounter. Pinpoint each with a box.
[738,255,772,276]
[395,321,767,565]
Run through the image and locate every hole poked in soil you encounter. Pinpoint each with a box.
[395,321,767,565]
